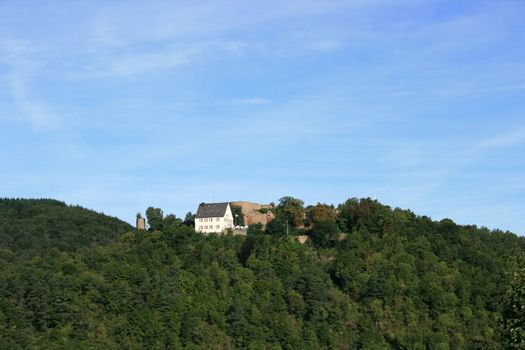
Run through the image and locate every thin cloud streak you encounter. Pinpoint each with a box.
[218,98,270,106]
[478,126,525,149]
[1,40,61,130]
[70,40,251,78]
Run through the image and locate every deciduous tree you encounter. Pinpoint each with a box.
[146,207,163,231]
[277,196,305,228]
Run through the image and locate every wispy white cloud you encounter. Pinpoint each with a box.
[86,0,371,49]
[218,97,270,106]
[1,39,62,130]
[72,40,251,78]
[303,39,345,52]
[478,125,525,149]
[361,83,525,99]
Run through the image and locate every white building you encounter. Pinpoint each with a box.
[195,202,235,234]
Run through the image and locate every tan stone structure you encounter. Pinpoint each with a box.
[230,201,275,228]
[136,217,146,230]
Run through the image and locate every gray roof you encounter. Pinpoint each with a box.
[195,202,229,218]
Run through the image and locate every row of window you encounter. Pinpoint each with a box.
[198,217,221,222]
[199,225,221,230]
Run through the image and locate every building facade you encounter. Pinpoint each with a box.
[195,202,235,234]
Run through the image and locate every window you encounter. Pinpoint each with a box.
[216,218,220,222]
[216,225,220,230]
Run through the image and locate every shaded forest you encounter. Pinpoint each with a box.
[0,199,132,259]
[0,198,524,349]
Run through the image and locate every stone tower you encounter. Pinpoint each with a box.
[136,216,146,230]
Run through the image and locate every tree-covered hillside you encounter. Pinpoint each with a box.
[0,199,132,259]
[0,197,524,349]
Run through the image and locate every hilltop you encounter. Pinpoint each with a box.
[1,196,525,348]
[0,198,133,259]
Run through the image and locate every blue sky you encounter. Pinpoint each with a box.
[1,0,524,234]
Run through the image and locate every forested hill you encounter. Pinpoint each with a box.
[0,198,132,259]
[1,197,525,348]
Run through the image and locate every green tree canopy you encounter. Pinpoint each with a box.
[277,196,305,228]
[1,197,524,349]
[502,253,525,349]
[145,207,164,231]
[306,203,336,228]
[183,212,195,227]
[230,205,245,226]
